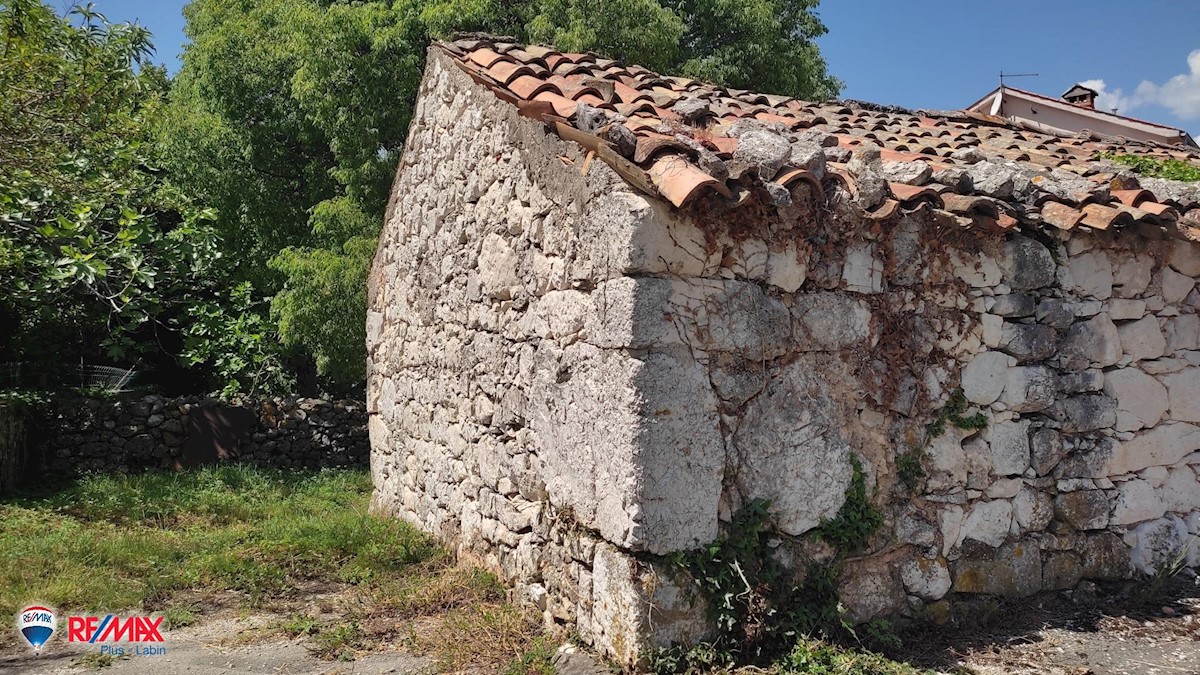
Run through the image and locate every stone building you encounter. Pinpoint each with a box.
[367,36,1200,666]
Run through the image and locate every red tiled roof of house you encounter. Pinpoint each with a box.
[440,36,1200,238]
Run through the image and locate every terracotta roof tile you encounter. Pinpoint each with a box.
[889,183,943,207]
[649,155,723,207]
[439,37,1200,238]
[467,47,507,69]
[509,75,559,100]
[488,60,536,85]
[532,90,578,117]
[1081,203,1133,230]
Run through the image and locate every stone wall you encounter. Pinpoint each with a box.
[33,395,368,476]
[368,50,1200,666]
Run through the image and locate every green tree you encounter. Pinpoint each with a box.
[161,0,841,390]
[0,0,220,374]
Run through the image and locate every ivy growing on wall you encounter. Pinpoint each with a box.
[656,454,889,672]
[1098,152,1200,182]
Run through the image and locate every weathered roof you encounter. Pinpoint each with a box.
[440,36,1200,239]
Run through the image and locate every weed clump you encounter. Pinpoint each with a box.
[814,456,885,553]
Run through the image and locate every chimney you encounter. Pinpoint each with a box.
[1062,84,1097,110]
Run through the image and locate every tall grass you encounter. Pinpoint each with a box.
[0,466,442,615]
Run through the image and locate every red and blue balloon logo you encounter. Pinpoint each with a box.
[18,606,56,653]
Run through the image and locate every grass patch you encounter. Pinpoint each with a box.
[160,604,200,630]
[76,651,115,670]
[0,465,558,668]
[777,637,928,674]
[503,635,558,675]
[410,602,549,673]
[0,465,442,616]
[279,613,321,637]
[310,622,366,661]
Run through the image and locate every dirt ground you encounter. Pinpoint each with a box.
[1,578,1197,675]
[0,614,431,675]
[896,576,1200,675]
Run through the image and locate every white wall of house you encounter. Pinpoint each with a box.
[974,88,1195,147]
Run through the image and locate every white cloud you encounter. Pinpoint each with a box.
[1081,50,1200,120]
[1134,50,1200,119]
[1077,78,1134,114]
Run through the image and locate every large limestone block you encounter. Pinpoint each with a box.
[1103,368,1169,431]
[519,290,590,340]
[1105,423,1200,475]
[734,358,854,536]
[1165,314,1200,352]
[999,365,1057,412]
[478,233,522,299]
[1116,316,1166,362]
[1125,515,1191,575]
[1162,368,1200,423]
[587,277,792,360]
[790,293,874,352]
[625,193,721,277]
[1042,552,1083,590]
[1013,486,1054,532]
[997,322,1058,362]
[1052,394,1117,433]
[635,351,726,552]
[1081,532,1133,580]
[961,500,1013,547]
[940,505,964,556]
[1111,253,1153,298]
[1054,489,1110,530]
[925,426,972,491]
[987,419,1031,476]
[766,243,808,293]
[950,248,1001,287]
[961,351,1013,405]
[1058,313,1122,369]
[701,282,793,359]
[899,556,952,601]
[1106,298,1146,321]
[837,559,908,622]
[1160,466,1200,513]
[991,293,1037,318]
[1030,428,1067,476]
[590,545,709,667]
[998,235,1056,291]
[842,242,883,293]
[953,540,1042,597]
[531,345,724,554]
[1168,239,1200,276]
[586,277,671,349]
[1068,251,1114,300]
[1162,267,1196,305]
[1111,479,1166,526]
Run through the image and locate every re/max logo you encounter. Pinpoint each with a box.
[67,616,164,643]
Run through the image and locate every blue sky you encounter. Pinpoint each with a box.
[88,0,1200,135]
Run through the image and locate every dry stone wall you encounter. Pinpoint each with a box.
[33,395,367,476]
[368,49,1200,667]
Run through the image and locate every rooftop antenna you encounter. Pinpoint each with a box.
[999,71,1039,88]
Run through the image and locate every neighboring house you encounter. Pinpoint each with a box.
[368,36,1200,666]
[968,83,1197,148]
